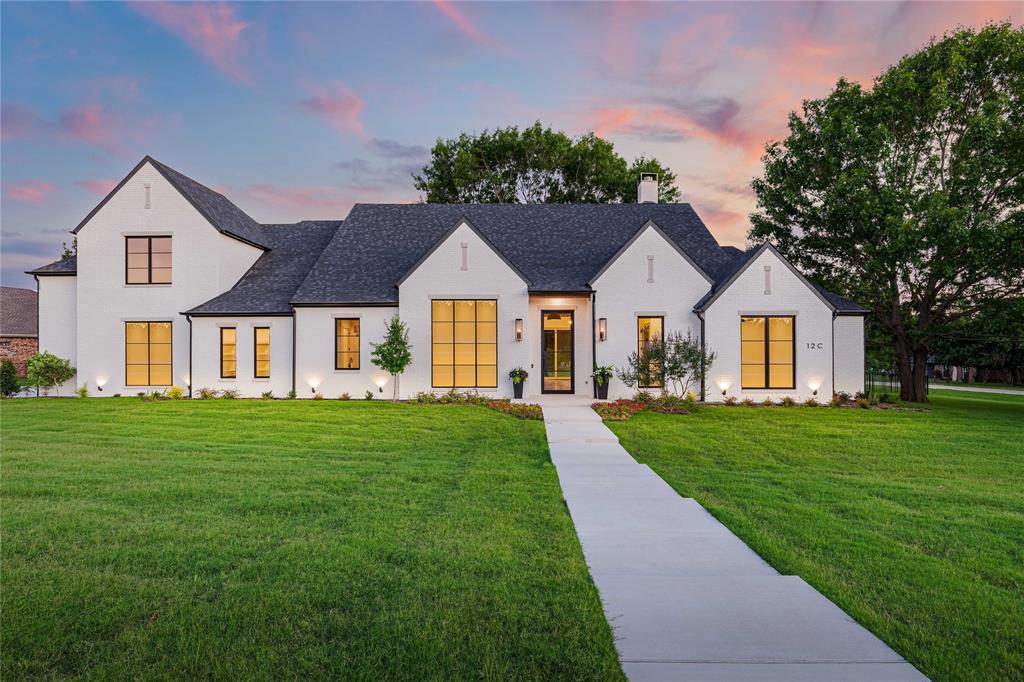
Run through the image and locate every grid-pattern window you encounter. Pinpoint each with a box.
[126,322,172,386]
[432,299,497,388]
[126,236,172,284]
[741,316,795,389]
[335,319,360,370]
[221,327,237,379]
[637,316,664,388]
[254,327,270,378]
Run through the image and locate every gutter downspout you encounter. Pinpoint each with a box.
[591,291,597,399]
[186,314,193,399]
[291,308,297,397]
[831,310,837,399]
[697,310,706,402]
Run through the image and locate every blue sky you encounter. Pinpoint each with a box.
[2,1,1019,289]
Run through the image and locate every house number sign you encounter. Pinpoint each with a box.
[806,342,824,349]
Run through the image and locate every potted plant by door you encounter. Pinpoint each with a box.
[592,365,614,400]
[509,367,528,399]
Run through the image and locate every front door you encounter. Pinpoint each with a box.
[542,310,574,394]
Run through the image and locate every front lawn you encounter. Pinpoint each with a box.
[1,399,623,681]
[607,390,1024,682]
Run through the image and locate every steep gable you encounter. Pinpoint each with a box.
[72,156,269,249]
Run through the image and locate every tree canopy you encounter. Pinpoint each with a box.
[413,122,679,203]
[749,23,1024,401]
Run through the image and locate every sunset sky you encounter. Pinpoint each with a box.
[2,1,1019,288]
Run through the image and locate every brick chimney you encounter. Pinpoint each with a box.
[638,172,658,203]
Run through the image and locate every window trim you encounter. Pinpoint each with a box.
[253,326,270,379]
[637,315,665,389]
[220,327,237,379]
[334,318,361,371]
[430,298,498,389]
[125,235,172,285]
[124,321,173,387]
[740,315,796,390]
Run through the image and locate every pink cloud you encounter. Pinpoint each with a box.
[76,179,119,196]
[300,85,366,136]
[58,105,114,147]
[432,0,494,45]
[241,184,353,213]
[131,1,251,83]
[1,102,44,139]
[5,180,54,205]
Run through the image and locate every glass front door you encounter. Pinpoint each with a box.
[542,311,574,393]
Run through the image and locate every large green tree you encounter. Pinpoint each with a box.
[413,122,679,203]
[750,23,1024,402]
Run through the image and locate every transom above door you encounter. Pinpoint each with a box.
[542,310,574,394]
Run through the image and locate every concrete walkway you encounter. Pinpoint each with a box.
[540,397,927,682]
[929,383,1023,395]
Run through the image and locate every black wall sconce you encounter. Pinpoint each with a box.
[514,318,523,342]
[598,318,607,342]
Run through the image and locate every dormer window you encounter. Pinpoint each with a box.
[126,236,172,284]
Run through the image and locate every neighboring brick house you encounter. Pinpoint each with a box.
[0,286,38,376]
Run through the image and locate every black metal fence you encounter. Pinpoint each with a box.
[864,366,929,398]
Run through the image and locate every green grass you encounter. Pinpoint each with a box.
[930,379,1023,391]
[1,399,623,681]
[607,391,1024,682]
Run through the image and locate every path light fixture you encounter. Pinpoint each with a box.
[808,379,821,396]
[598,318,607,342]
[514,318,523,342]
[717,379,730,396]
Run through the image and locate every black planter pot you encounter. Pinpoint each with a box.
[595,382,609,400]
[513,382,524,399]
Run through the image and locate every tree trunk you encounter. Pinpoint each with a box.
[393,374,399,401]
[894,335,915,402]
[910,346,929,403]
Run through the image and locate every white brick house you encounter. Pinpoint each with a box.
[31,157,866,401]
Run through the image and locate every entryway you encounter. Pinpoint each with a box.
[541,310,574,394]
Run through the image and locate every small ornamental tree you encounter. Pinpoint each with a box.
[26,351,75,396]
[1,359,19,397]
[616,331,714,397]
[370,315,413,400]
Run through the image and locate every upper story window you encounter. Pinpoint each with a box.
[126,236,172,285]
[741,316,795,389]
[637,316,664,388]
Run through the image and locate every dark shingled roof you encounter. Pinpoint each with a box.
[292,203,733,304]
[72,156,270,250]
[27,256,77,275]
[0,287,38,336]
[185,221,341,315]
[147,158,269,249]
[694,244,866,314]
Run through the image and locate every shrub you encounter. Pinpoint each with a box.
[779,396,797,407]
[196,387,218,400]
[854,391,867,400]
[855,398,871,409]
[761,397,774,407]
[167,385,185,400]
[76,383,90,398]
[260,390,274,400]
[312,392,324,400]
[220,389,240,400]
[633,390,655,404]
[508,367,529,384]
[741,398,755,407]
[112,393,121,398]
[339,392,351,400]
[140,390,166,402]
[838,391,852,402]
[804,398,820,407]
[137,392,146,398]
[723,395,738,406]
[364,390,374,400]
[592,399,646,421]
[26,351,76,396]
[286,389,297,400]
[830,396,842,407]
[878,392,893,404]
[0,359,18,397]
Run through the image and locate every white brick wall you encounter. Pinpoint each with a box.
[592,224,711,399]
[398,220,530,398]
[191,316,294,398]
[36,275,77,392]
[74,161,262,395]
[704,248,834,401]
[294,306,395,398]
[833,315,865,395]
